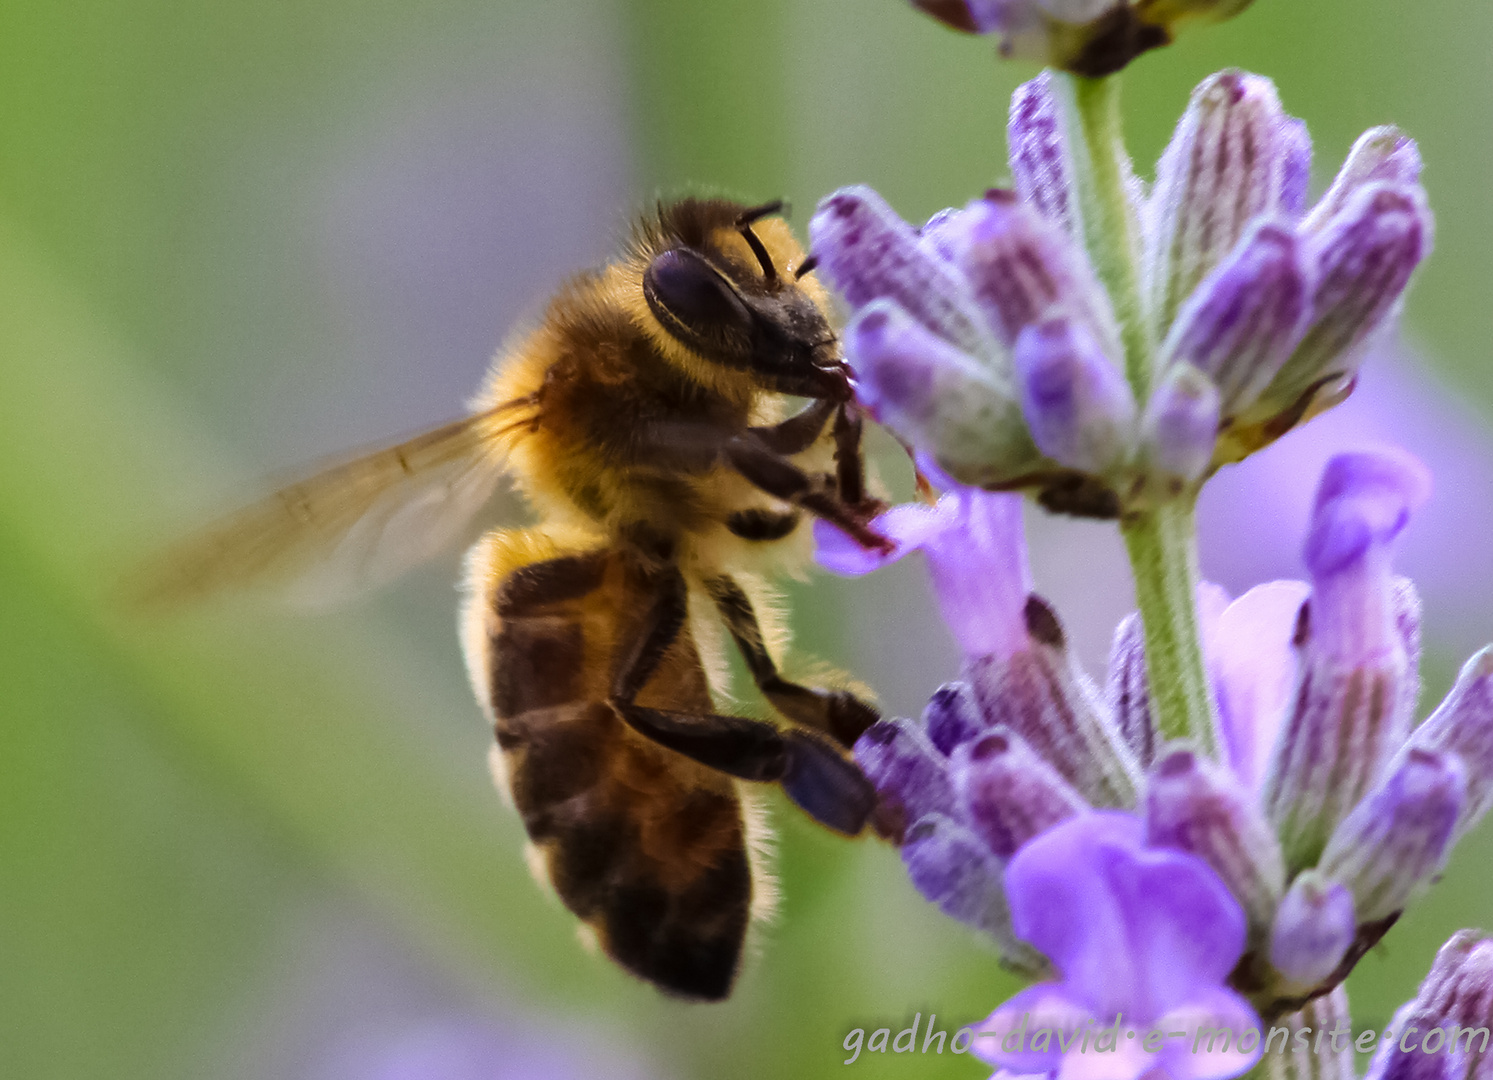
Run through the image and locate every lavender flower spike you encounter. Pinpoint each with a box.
[1268,871,1356,990]
[1318,747,1464,923]
[973,813,1262,1080]
[1015,315,1137,473]
[1262,448,1431,870]
[1145,71,1305,336]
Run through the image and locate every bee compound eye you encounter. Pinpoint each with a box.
[643,248,753,348]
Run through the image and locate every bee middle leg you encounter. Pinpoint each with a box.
[608,565,875,835]
[705,575,878,749]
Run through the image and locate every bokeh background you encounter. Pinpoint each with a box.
[4,1,1493,1077]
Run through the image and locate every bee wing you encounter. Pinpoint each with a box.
[134,404,531,609]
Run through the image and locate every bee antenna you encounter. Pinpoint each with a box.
[794,253,819,280]
[736,200,787,284]
[736,199,786,226]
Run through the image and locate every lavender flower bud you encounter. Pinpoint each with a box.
[966,595,1142,808]
[901,813,1044,968]
[950,190,1122,359]
[1268,988,1357,1080]
[1008,72,1079,239]
[1418,930,1493,1020]
[1407,646,1493,836]
[1279,117,1314,217]
[1365,1003,1465,1080]
[1263,450,1430,869]
[1145,746,1286,938]
[854,718,957,842]
[810,186,999,358]
[846,301,1036,481]
[1146,71,1304,334]
[1265,182,1433,411]
[953,728,1088,858]
[1159,221,1312,416]
[1139,361,1222,492]
[1269,871,1356,989]
[1305,127,1423,234]
[1319,748,1465,923]
[1106,612,1155,767]
[1014,315,1137,473]
[923,680,983,756]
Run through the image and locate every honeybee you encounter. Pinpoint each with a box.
[142,198,890,1001]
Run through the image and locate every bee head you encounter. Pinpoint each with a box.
[642,199,848,401]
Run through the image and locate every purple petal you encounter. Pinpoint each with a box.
[1009,72,1079,239]
[1304,447,1431,663]
[1151,986,1263,1080]
[813,500,943,576]
[1209,580,1311,790]
[810,186,997,358]
[1015,316,1137,472]
[928,489,1034,658]
[971,983,1093,1075]
[1160,221,1312,415]
[1006,812,1247,1019]
[818,489,1035,661]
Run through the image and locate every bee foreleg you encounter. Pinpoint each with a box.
[723,435,892,553]
[747,396,836,455]
[705,575,878,748]
[831,400,874,510]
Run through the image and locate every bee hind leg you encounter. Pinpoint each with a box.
[609,566,875,835]
[705,574,879,748]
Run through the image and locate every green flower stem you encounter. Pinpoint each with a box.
[1057,69,1221,754]
[1054,71,1152,399]
[1121,499,1222,755]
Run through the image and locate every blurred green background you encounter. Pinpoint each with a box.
[3,1,1493,1077]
